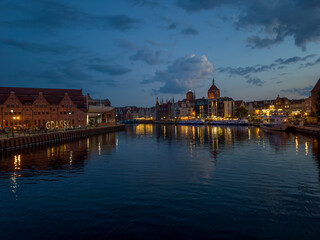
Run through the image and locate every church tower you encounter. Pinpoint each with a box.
[208,77,220,99]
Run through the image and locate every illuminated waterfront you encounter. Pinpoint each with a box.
[0,124,320,239]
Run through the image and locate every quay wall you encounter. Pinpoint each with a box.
[0,125,125,152]
[292,126,320,136]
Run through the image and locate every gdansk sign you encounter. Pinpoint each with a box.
[46,120,70,130]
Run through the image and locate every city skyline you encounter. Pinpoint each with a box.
[1,0,320,107]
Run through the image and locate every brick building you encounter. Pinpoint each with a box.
[0,87,87,129]
[311,78,320,113]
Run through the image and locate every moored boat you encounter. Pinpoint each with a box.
[260,115,289,131]
[209,119,248,126]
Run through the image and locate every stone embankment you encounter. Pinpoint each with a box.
[0,125,125,152]
[292,126,320,136]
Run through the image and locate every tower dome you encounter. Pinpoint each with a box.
[186,90,194,100]
[208,77,220,99]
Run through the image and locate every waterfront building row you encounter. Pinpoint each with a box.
[0,87,115,129]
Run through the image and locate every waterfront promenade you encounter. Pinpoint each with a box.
[0,124,125,152]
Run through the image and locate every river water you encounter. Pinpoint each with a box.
[0,124,320,239]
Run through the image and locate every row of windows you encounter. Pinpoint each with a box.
[4,111,76,115]
[7,104,19,108]
[6,104,73,109]
[4,112,22,115]
[61,104,72,108]
[34,112,49,115]
[35,104,47,108]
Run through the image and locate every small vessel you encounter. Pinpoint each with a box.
[260,115,289,131]
[178,119,205,125]
[209,119,248,126]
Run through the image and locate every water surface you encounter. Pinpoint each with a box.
[0,124,320,239]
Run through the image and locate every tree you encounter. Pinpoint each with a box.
[234,107,248,118]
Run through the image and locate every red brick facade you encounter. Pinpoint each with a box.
[0,87,87,129]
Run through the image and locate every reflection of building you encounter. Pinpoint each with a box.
[0,87,87,129]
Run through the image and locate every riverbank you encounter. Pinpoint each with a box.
[292,125,320,136]
[0,124,125,152]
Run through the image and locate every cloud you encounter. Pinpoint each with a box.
[129,0,160,7]
[130,48,168,65]
[87,64,132,75]
[275,54,316,65]
[176,0,228,12]
[114,39,138,51]
[1,39,81,55]
[281,86,313,96]
[177,0,320,49]
[168,23,177,29]
[300,57,320,68]
[141,54,213,94]
[159,16,178,30]
[246,77,264,87]
[217,54,317,76]
[38,60,90,85]
[101,15,141,31]
[147,40,168,47]
[1,1,140,31]
[180,26,198,35]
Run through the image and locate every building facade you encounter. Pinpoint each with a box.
[208,77,220,99]
[311,78,320,113]
[0,87,87,129]
[195,98,208,118]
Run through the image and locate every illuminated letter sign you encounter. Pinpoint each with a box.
[45,120,70,130]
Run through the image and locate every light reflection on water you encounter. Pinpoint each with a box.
[0,124,320,239]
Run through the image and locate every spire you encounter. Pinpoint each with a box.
[156,97,159,105]
[212,77,215,86]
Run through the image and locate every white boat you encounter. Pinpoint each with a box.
[209,119,248,126]
[260,115,289,131]
[178,119,205,125]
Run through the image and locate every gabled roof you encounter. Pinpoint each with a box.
[311,78,320,93]
[0,87,86,110]
[208,84,219,92]
[0,87,82,96]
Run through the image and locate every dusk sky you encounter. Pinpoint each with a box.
[1,0,320,107]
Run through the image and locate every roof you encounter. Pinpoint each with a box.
[0,87,86,110]
[290,99,304,104]
[208,84,219,92]
[0,87,82,96]
[311,78,320,93]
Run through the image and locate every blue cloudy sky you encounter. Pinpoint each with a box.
[0,0,319,106]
